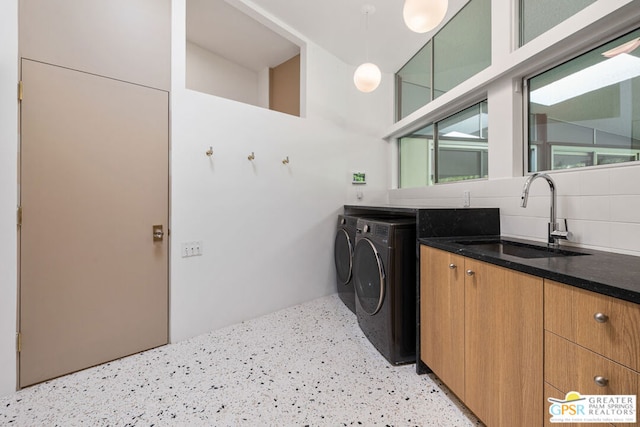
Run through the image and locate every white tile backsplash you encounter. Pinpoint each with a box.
[610,164,640,195]
[579,169,610,196]
[390,163,640,256]
[552,171,583,196]
[610,195,640,223]
[501,215,549,241]
[567,219,611,248]
[610,222,640,253]
[576,196,610,222]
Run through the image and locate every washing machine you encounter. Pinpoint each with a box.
[353,217,417,365]
[334,214,359,313]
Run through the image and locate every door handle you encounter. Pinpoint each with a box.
[152,225,164,242]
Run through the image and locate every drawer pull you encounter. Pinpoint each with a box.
[449,263,457,269]
[466,269,475,276]
[594,312,609,323]
[594,376,609,387]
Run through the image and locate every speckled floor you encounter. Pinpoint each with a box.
[0,294,482,426]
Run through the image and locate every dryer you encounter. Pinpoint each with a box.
[334,214,359,313]
[353,217,416,365]
[334,214,390,313]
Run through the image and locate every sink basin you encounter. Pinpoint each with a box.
[455,239,590,259]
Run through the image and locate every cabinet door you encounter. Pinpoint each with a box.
[420,246,465,399]
[465,259,543,427]
[546,280,640,371]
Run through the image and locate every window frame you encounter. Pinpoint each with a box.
[398,100,489,188]
[522,26,640,174]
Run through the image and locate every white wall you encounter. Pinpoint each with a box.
[186,41,263,108]
[170,0,390,342]
[389,0,640,257]
[19,0,171,91]
[0,0,18,396]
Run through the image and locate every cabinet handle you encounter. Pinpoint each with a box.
[594,313,609,323]
[594,376,609,387]
[466,269,475,276]
[449,263,457,269]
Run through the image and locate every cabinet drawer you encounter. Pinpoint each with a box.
[545,332,638,398]
[545,280,640,371]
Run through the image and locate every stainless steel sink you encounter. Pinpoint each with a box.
[455,239,590,259]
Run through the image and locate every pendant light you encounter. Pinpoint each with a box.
[354,5,381,93]
[403,0,448,33]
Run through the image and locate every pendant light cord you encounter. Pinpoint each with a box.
[364,10,370,62]
[361,5,375,63]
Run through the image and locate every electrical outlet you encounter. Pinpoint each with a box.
[463,190,471,207]
[182,241,203,257]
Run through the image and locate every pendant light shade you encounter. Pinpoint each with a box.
[354,62,381,93]
[403,0,448,33]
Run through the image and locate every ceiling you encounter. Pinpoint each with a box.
[187,0,468,74]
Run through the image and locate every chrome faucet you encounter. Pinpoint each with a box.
[520,173,572,247]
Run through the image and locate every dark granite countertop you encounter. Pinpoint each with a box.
[419,236,640,305]
[343,204,421,216]
[344,205,501,239]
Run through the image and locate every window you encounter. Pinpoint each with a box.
[396,43,432,121]
[526,28,640,172]
[519,0,597,46]
[433,0,491,99]
[399,101,488,188]
[395,0,491,122]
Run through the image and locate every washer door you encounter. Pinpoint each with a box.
[353,238,385,315]
[334,229,353,285]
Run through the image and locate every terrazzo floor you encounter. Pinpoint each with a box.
[0,295,482,426]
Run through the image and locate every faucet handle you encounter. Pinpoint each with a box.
[551,218,573,241]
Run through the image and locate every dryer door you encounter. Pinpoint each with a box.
[353,238,385,315]
[334,229,353,285]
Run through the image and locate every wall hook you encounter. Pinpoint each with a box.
[248,152,255,161]
[282,156,290,165]
[205,146,213,157]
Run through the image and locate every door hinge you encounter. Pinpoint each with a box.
[17,206,22,228]
[18,81,23,102]
[16,332,22,353]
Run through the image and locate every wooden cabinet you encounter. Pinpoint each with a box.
[544,280,640,426]
[464,257,543,427]
[420,246,543,426]
[420,246,465,399]
[545,280,640,371]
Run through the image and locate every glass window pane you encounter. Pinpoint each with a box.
[433,0,491,99]
[527,29,640,172]
[396,42,432,121]
[399,124,434,188]
[520,0,597,46]
[437,101,489,183]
